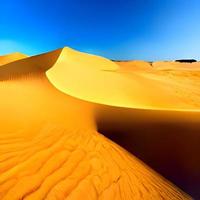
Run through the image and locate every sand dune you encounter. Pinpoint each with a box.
[46,49,200,110]
[0,52,28,66]
[0,47,199,199]
[152,61,200,71]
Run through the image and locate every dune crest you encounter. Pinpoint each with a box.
[1,47,200,110]
[0,52,28,66]
[152,61,200,70]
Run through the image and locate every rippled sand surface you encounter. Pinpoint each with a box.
[1,48,199,199]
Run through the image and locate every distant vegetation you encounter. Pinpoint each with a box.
[112,59,198,63]
[175,59,197,63]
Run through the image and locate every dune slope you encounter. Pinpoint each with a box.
[0,47,196,199]
[0,52,28,66]
[46,49,200,110]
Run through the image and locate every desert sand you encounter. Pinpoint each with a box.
[0,47,199,199]
[0,53,28,65]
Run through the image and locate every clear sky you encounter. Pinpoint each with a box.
[0,0,200,60]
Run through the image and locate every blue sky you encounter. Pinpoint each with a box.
[0,0,200,60]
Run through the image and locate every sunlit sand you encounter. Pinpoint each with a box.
[0,53,28,66]
[1,47,199,199]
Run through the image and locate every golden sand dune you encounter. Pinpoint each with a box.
[0,47,198,199]
[0,53,28,66]
[115,60,152,71]
[152,61,200,71]
[46,49,200,110]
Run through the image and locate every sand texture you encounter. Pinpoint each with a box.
[1,47,199,199]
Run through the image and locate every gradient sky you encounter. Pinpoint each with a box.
[0,0,200,60]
